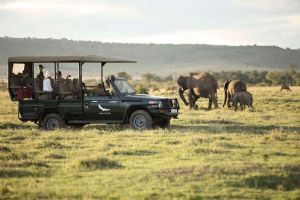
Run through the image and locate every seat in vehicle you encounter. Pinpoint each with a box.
[59,78,74,100]
[34,78,48,99]
[91,83,106,96]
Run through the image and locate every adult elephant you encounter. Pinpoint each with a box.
[223,80,247,108]
[177,72,218,110]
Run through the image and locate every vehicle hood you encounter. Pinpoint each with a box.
[123,94,168,101]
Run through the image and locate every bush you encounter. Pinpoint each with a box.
[134,84,148,94]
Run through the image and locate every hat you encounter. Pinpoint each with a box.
[44,71,52,78]
[39,64,45,68]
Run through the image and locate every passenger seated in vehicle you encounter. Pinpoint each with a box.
[43,71,54,98]
[91,83,106,96]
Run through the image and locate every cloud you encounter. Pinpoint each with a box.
[0,0,299,48]
[0,0,140,17]
[234,0,300,13]
[119,29,254,45]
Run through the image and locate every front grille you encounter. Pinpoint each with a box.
[162,100,171,108]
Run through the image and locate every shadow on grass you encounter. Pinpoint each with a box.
[0,123,34,130]
[0,146,11,153]
[83,124,127,131]
[171,123,300,134]
[0,169,50,178]
[3,161,49,168]
[112,149,158,156]
[0,152,31,160]
[241,173,300,191]
[45,153,66,159]
[80,157,123,170]
[37,141,70,149]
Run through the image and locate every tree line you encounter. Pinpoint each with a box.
[118,68,300,86]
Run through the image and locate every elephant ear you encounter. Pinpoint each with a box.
[177,76,188,90]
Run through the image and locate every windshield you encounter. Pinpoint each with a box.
[114,79,136,95]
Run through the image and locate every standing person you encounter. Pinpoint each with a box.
[37,64,45,80]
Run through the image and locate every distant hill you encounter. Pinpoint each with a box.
[0,37,299,78]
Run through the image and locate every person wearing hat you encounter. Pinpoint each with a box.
[43,71,53,92]
[37,64,45,80]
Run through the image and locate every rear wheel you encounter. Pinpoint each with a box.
[42,113,66,130]
[129,110,153,130]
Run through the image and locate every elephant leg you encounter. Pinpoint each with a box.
[188,91,194,109]
[227,93,232,108]
[234,104,238,111]
[208,98,212,110]
[210,92,218,109]
[241,104,244,110]
[193,97,199,109]
[178,88,189,106]
[223,90,228,107]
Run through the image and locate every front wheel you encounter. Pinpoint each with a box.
[129,110,153,130]
[42,113,66,130]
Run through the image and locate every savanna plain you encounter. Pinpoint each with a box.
[0,86,299,199]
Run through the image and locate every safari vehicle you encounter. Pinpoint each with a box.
[8,55,179,130]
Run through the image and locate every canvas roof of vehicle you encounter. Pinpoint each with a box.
[8,55,136,63]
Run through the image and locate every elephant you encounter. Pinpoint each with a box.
[223,80,247,108]
[231,91,254,111]
[177,72,218,110]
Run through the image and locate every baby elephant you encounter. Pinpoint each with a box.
[231,92,254,111]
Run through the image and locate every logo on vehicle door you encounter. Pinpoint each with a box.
[98,104,110,112]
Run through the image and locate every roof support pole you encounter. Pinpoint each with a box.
[101,62,106,83]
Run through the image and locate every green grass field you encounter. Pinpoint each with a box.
[0,86,299,199]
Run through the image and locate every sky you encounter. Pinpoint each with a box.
[0,0,300,49]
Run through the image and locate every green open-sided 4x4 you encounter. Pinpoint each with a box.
[8,55,179,130]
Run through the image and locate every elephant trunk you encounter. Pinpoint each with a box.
[178,87,189,106]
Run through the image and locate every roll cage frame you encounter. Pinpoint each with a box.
[7,55,136,101]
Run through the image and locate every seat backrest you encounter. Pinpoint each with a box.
[10,76,20,87]
[92,84,106,96]
[34,78,42,91]
[73,78,80,90]
[59,78,71,93]
[67,79,78,93]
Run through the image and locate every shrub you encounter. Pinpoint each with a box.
[134,84,148,94]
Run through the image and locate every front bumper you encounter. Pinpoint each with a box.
[149,98,180,119]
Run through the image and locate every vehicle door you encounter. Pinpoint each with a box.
[84,95,122,122]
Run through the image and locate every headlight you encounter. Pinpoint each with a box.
[148,100,163,108]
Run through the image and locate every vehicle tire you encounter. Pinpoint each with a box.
[156,119,170,129]
[42,113,66,130]
[129,110,153,130]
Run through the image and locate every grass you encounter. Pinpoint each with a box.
[0,86,299,199]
